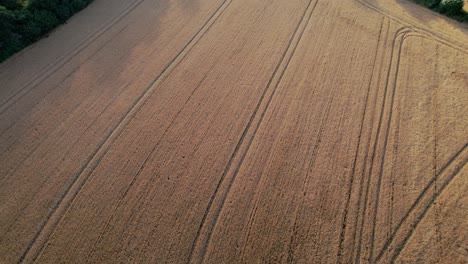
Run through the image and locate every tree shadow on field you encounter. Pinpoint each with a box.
[0,0,172,262]
[179,0,201,14]
[369,0,437,23]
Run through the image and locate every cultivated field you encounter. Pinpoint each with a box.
[0,0,466,263]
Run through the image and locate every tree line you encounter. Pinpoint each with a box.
[0,0,94,62]
[416,0,468,22]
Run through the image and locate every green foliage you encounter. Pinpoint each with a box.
[72,0,90,11]
[0,6,15,38]
[0,0,94,62]
[438,0,464,15]
[31,9,59,32]
[0,0,23,10]
[0,5,20,61]
[416,0,441,8]
[415,0,467,23]
[55,4,72,22]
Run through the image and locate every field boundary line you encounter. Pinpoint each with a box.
[17,0,232,262]
[187,0,319,262]
[0,0,144,113]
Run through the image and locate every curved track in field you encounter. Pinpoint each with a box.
[0,0,466,263]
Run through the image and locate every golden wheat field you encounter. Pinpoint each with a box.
[0,0,467,263]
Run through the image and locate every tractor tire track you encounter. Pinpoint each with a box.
[1,0,465,262]
[353,26,411,263]
[350,26,467,261]
[84,73,210,262]
[347,18,394,263]
[366,31,467,262]
[0,0,144,113]
[336,16,389,263]
[18,1,232,262]
[187,1,319,262]
[375,144,468,262]
[354,0,468,53]
[0,25,149,185]
[367,31,416,261]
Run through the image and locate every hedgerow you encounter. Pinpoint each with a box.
[417,0,442,8]
[438,0,465,16]
[415,0,468,23]
[0,0,94,62]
